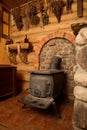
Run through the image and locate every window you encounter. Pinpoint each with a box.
[2,8,10,38]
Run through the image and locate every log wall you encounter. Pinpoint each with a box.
[9,0,87,92]
[10,0,87,46]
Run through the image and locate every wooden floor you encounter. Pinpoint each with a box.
[0,92,74,130]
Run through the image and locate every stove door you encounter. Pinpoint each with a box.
[30,76,52,98]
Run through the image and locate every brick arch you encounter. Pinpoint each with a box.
[36,31,75,55]
[34,31,75,69]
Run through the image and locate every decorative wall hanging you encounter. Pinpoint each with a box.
[66,0,73,13]
[12,7,23,31]
[42,10,49,25]
[51,0,65,23]
[25,2,40,26]
[38,1,44,13]
[18,43,30,64]
[46,0,53,6]
[38,1,49,26]
[6,40,34,64]
[6,44,18,64]
[24,34,29,43]
[24,34,34,52]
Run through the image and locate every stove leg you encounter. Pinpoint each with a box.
[52,101,61,119]
[22,104,28,109]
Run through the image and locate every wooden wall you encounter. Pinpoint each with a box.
[10,0,87,49]
[9,0,87,93]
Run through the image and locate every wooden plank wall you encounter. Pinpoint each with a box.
[10,0,87,49]
[9,0,87,92]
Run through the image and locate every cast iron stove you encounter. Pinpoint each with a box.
[19,56,66,117]
[19,69,65,115]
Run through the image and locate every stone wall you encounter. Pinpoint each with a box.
[40,38,76,95]
[72,26,87,129]
[35,31,76,96]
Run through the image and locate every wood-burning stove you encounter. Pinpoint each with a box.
[19,56,66,117]
[19,69,65,116]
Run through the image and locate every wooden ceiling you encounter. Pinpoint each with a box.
[0,0,35,10]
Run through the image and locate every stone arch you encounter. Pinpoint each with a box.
[36,31,75,55]
[34,31,76,95]
[35,31,75,70]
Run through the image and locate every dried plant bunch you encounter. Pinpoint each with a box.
[37,1,49,26]
[25,2,40,25]
[66,0,73,13]
[51,0,65,23]
[38,1,44,13]
[12,7,23,30]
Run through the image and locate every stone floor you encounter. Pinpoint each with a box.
[0,93,74,130]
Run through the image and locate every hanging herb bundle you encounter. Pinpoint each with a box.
[51,0,65,23]
[25,2,40,25]
[24,4,30,30]
[38,1,49,26]
[42,10,49,25]
[12,7,23,30]
[38,1,44,13]
[66,0,73,13]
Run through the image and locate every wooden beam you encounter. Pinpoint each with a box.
[77,0,83,18]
